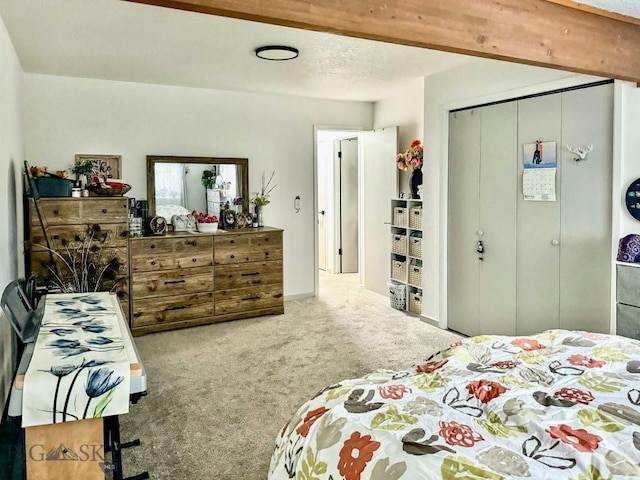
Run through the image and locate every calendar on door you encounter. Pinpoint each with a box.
[522,141,557,201]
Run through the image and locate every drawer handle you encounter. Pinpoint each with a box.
[192,258,197,262]
[188,241,197,246]
[151,261,156,266]
[166,305,187,311]
[241,272,260,276]
[230,239,235,244]
[242,295,261,301]
[164,279,186,285]
[53,235,60,240]
[151,244,156,249]
[265,237,269,241]
[102,209,108,214]
[230,255,235,259]
[53,210,59,215]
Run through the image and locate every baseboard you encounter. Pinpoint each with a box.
[284,292,315,301]
[419,315,439,328]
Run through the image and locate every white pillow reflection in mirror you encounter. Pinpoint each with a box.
[157,204,190,223]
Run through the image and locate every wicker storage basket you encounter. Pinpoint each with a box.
[409,206,423,229]
[388,281,406,310]
[391,233,407,255]
[391,259,407,281]
[394,207,407,227]
[409,291,423,315]
[409,236,422,258]
[408,263,423,286]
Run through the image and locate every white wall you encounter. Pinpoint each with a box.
[23,74,373,298]
[617,81,640,237]
[0,12,23,414]
[421,59,606,325]
[373,77,425,196]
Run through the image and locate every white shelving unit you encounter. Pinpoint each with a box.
[390,198,423,315]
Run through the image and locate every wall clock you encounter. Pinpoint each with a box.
[625,178,640,221]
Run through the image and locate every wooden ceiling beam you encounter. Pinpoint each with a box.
[125,0,640,83]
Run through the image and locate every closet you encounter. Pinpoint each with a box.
[448,82,613,337]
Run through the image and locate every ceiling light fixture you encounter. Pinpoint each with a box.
[255,45,299,61]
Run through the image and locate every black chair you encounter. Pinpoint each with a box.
[0,277,43,344]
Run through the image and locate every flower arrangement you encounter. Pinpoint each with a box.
[395,139,424,171]
[251,170,277,207]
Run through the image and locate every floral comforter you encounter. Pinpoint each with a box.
[268,330,640,479]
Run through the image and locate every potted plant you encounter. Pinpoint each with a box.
[202,170,216,190]
[71,158,95,187]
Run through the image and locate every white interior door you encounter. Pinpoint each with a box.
[559,83,613,333]
[317,140,329,271]
[478,102,518,336]
[339,138,359,273]
[362,127,398,296]
[516,94,562,336]
[448,109,482,336]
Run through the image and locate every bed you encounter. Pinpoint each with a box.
[268,330,640,479]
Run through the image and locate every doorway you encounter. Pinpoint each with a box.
[316,130,360,276]
[315,126,398,298]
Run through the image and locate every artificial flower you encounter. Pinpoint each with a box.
[395,139,423,171]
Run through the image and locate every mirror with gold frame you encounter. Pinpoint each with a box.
[147,155,249,220]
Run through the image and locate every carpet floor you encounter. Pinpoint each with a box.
[119,273,461,480]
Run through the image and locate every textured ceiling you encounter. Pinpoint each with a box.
[0,0,475,102]
[578,0,640,18]
[0,1,636,102]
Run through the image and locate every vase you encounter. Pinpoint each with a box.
[409,167,423,199]
[255,205,264,227]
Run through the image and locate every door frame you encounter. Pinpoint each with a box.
[313,125,366,297]
[439,76,621,331]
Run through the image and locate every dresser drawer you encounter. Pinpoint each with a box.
[130,238,174,272]
[617,303,640,340]
[32,200,81,225]
[131,266,213,298]
[214,232,283,265]
[31,224,129,251]
[215,260,283,290]
[82,198,129,223]
[175,236,213,269]
[617,265,640,308]
[214,284,283,315]
[132,292,213,327]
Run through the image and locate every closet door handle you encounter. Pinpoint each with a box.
[551,239,560,246]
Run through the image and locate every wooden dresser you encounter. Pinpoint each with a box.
[27,197,130,317]
[129,227,284,335]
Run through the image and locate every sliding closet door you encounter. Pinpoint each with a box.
[516,94,562,335]
[448,109,481,336]
[559,84,613,333]
[478,102,518,336]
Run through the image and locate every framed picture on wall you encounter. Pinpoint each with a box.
[75,154,122,180]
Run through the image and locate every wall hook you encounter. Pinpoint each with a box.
[566,144,593,162]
